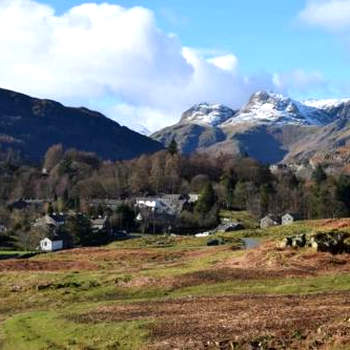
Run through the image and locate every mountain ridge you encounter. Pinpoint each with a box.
[152,90,350,164]
[0,87,163,162]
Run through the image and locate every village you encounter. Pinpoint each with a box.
[0,193,305,254]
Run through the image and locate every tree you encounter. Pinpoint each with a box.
[259,184,274,217]
[43,144,63,172]
[196,183,216,214]
[65,214,93,246]
[167,138,178,155]
[220,168,237,209]
[312,164,327,185]
[336,175,350,214]
[112,204,135,231]
[233,181,247,210]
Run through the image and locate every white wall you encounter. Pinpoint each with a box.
[40,239,63,251]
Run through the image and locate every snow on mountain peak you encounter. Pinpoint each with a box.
[130,123,151,136]
[222,90,348,127]
[178,91,350,129]
[180,103,236,127]
[303,98,350,110]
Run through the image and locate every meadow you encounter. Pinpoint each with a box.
[1,213,350,349]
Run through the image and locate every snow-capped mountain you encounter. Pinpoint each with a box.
[303,98,350,110]
[180,103,236,127]
[130,124,152,136]
[152,90,350,164]
[222,91,328,126]
[179,91,350,129]
[222,91,350,127]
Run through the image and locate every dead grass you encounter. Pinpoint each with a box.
[316,218,350,231]
[0,259,97,271]
[2,225,350,349]
[221,241,350,277]
[70,292,350,349]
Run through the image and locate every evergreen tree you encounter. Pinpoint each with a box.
[220,169,237,209]
[65,214,93,246]
[167,138,178,155]
[312,164,327,185]
[336,175,350,214]
[259,184,273,217]
[114,204,135,231]
[233,181,247,210]
[196,182,216,214]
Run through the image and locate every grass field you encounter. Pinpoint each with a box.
[1,214,350,349]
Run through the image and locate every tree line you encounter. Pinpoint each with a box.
[0,143,349,230]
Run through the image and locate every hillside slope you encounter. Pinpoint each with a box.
[0,88,163,162]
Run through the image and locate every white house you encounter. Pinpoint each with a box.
[135,195,189,216]
[282,213,300,225]
[260,214,281,229]
[40,237,63,252]
[135,198,159,211]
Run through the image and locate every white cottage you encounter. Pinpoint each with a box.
[40,237,63,252]
[282,213,300,225]
[260,214,281,229]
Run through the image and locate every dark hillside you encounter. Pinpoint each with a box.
[0,88,163,162]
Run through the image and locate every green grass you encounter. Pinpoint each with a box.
[1,311,150,350]
[1,219,350,349]
[108,234,243,251]
[2,269,349,350]
[172,273,350,298]
[219,209,259,229]
[218,220,314,241]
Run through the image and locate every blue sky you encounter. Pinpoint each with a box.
[43,0,349,89]
[1,0,350,130]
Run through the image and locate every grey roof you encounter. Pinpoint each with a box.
[136,194,188,216]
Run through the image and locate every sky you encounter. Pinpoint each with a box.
[1,0,350,132]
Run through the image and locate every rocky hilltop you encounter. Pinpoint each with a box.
[0,88,163,162]
[152,91,350,164]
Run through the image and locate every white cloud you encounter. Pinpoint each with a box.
[207,54,238,73]
[273,69,327,93]
[0,0,330,132]
[299,0,350,32]
[110,104,175,134]
[0,0,192,105]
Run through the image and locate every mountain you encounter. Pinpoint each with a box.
[222,91,341,126]
[152,90,350,164]
[0,88,163,162]
[131,124,152,136]
[180,103,236,126]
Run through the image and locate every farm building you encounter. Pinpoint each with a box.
[282,213,301,225]
[260,214,281,229]
[40,237,63,252]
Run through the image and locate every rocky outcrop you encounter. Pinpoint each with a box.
[280,230,350,254]
[180,103,236,126]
